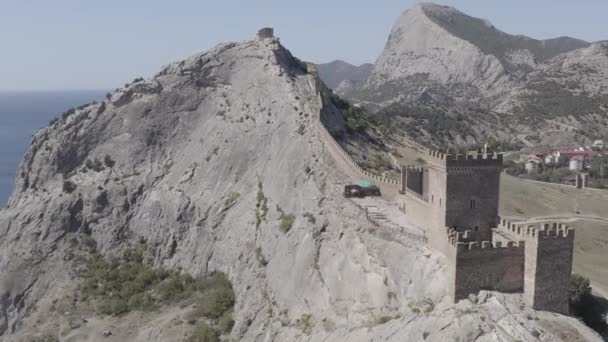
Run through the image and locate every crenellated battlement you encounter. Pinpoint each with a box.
[447,227,482,243]
[497,218,575,314]
[446,151,503,168]
[426,148,503,169]
[447,226,524,251]
[427,149,447,161]
[452,240,525,251]
[499,218,574,240]
[403,165,425,173]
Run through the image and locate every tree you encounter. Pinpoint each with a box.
[569,274,608,338]
[570,274,591,307]
[589,156,608,179]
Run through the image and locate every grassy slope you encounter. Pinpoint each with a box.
[500,175,608,218]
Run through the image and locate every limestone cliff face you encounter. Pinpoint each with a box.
[365,3,510,103]
[0,35,602,341]
[339,2,608,146]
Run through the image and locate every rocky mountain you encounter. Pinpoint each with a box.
[0,31,603,341]
[338,2,608,147]
[316,60,373,89]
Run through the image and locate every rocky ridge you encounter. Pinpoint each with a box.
[0,32,602,341]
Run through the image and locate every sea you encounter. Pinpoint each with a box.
[0,90,107,207]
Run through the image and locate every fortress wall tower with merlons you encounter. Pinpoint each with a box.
[314,112,575,314]
[396,149,502,254]
[392,148,573,314]
[497,219,575,314]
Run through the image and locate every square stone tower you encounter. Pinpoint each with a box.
[443,150,503,241]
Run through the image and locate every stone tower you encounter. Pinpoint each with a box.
[256,27,274,40]
[499,220,574,314]
[443,150,503,241]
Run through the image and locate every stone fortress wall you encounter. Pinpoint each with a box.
[312,94,574,314]
[497,219,575,314]
[399,149,574,314]
[449,233,525,302]
[314,119,400,199]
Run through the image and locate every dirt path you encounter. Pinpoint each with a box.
[503,215,608,225]
[517,129,564,147]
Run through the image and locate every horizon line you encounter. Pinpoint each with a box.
[0,89,111,93]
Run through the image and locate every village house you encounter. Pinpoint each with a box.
[525,156,542,173]
[569,155,585,171]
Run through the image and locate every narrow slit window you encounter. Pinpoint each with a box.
[470,199,477,209]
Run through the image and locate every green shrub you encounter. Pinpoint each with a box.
[196,287,236,319]
[295,313,314,335]
[189,321,219,342]
[279,214,296,233]
[224,192,240,208]
[570,274,591,307]
[376,316,395,325]
[216,310,235,334]
[255,181,269,227]
[79,243,235,319]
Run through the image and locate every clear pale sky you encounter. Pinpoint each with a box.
[1,0,606,91]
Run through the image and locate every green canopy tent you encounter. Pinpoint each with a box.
[354,180,378,189]
[344,180,381,198]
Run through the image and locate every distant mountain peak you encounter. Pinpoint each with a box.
[316,60,373,89]
[338,2,607,147]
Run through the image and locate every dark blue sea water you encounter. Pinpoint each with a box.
[0,91,107,207]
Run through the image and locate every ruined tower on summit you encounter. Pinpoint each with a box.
[256,27,274,40]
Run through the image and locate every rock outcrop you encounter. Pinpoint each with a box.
[0,31,602,341]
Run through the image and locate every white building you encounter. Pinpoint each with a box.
[525,156,542,173]
[569,156,584,171]
[593,140,604,150]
